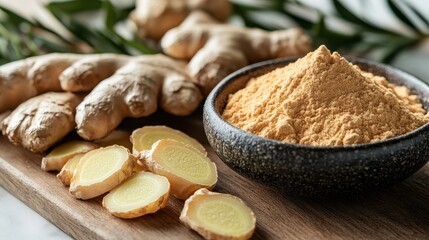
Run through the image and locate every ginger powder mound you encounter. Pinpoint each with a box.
[222,45,428,146]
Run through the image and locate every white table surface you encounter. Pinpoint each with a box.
[0,0,429,239]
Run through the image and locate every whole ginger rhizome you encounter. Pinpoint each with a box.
[223,45,428,146]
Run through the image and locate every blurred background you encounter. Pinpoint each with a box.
[0,0,428,80]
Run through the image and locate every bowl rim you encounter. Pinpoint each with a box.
[205,56,429,152]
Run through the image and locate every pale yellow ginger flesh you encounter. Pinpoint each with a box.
[144,139,217,200]
[70,145,134,200]
[180,189,256,240]
[102,171,170,218]
[41,141,98,171]
[94,130,143,172]
[57,153,84,186]
[95,130,132,150]
[131,125,206,159]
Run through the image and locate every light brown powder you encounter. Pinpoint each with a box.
[222,45,428,146]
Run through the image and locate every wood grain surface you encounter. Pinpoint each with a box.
[0,110,429,240]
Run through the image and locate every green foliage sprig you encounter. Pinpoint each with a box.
[0,0,158,64]
[232,0,429,62]
[0,0,427,64]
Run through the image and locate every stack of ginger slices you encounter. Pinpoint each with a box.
[41,126,256,240]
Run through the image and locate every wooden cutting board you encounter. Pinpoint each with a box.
[1,110,429,240]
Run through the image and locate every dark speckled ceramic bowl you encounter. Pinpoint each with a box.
[203,56,429,197]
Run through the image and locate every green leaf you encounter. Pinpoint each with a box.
[231,2,267,12]
[404,2,429,28]
[47,5,123,53]
[332,0,392,33]
[34,19,74,45]
[0,6,73,48]
[280,5,314,29]
[103,0,117,31]
[232,1,314,29]
[387,0,421,34]
[116,6,135,21]
[110,31,159,54]
[310,15,362,50]
[47,0,102,14]
[94,30,130,54]
[350,41,377,55]
[0,22,25,59]
[311,15,326,37]
[32,36,71,53]
[232,6,273,30]
[374,37,418,62]
[0,6,32,24]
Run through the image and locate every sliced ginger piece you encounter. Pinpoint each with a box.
[145,139,217,199]
[95,130,132,151]
[102,171,170,218]
[180,189,256,240]
[57,153,84,186]
[131,125,206,158]
[41,141,99,171]
[69,145,134,200]
[94,130,143,172]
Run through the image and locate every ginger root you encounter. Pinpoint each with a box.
[102,171,170,218]
[161,12,312,95]
[0,54,202,144]
[70,145,134,200]
[57,153,85,186]
[41,141,98,171]
[131,125,206,160]
[130,0,231,40]
[0,54,81,113]
[72,54,202,140]
[144,139,217,200]
[1,92,82,153]
[180,189,256,240]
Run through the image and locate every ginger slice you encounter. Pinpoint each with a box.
[131,125,206,158]
[95,130,143,173]
[180,189,256,240]
[95,130,132,151]
[41,141,99,171]
[69,145,134,200]
[102,171,170,218]
[145,139,217,199]
[57,153,84,186]
[94,130,144,172]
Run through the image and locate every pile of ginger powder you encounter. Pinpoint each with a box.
[222,45,429,146]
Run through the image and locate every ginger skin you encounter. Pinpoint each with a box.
[0,54,81,113]
[75,54,202,140]
[161,12,312,95]
[0,54,202,144]
[1,92,82,153]
[130,0,231,40]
